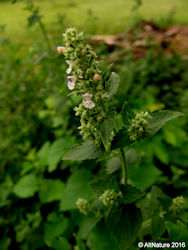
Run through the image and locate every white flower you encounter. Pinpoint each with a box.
[66,60,74,74]
[77,69,83,78]
[57,46,65,54]
[82,93,93,101]
[67,76,76,90]
[83,100,95,109]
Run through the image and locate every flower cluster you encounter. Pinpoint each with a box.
[57,28,110,144]
[128,111,152,142]
[170,196,184,214]
[76,198,90,215]
[99,189,122,207]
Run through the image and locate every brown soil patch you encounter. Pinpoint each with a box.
[90,21,188,61]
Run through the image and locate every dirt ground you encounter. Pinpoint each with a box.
[90,21,188,61]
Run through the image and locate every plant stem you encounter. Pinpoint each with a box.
[120,148,128,185]
[38,20,52,54]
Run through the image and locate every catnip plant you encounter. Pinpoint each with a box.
[57,28,183,249]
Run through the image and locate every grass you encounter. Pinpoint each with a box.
[0,0,188,44]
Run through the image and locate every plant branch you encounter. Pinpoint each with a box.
[120,147,128,185]
[38,20,52,54]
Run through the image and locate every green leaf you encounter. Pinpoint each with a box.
[166,220,188,243]
[137,186,171,221]
[121,101,134,125]
[47,237,71,250]
[87,222,120,250]
[27,13,42,28]
[122,184,145,204]
[0,237,11,250]
[145,110,183,138]
[37,141,50,168]
[126,149,139,165]
[78,216,99,239]
[99,110,116,151]
[151,215,165,240]
[107,204,142,250]
[163,122,186,147]
[107,72,120,98]
[39,179,65,204]
[48,137,76,172]
[62,140,103,161]
[60,169,93,211]
[75,235,87,250]
[153,137,169,164]
[129,163,161,191]
[20,162,34,176]
[106,157,121,175]
[170,141,188,168]
[89,176,119,196]
[13,174,38,198]
[0,177,13,207]
[44,213,68,243]
[111,128,131,150]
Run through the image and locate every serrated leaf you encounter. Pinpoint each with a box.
[99,110,116,151]
[39,179,65,204]
[121,101,134,125]
[13,174,38,198]
[111,128,131,150]
[88,176,119,196]
[60,169,93,211]
[145,110,183,137]
[166,220,188,243]
[137,186,171,221]
[107,204,142,250]
[107,72,120,98]
[122,184,145,204]
[62,140,103,161]
[48,137,76,172]
[87,222,120,250]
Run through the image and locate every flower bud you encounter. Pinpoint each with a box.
[82,49,87,55]
[128,111,152,142]
[93,74,100,81]
[66,42,71,47]
[57,46,65,54]
[170,196,184,214]
[99,189,122,207]
[76,198,90,215]
[97,84,103,91]
[97,116,103,122]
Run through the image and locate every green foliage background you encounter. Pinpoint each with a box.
[0,0,188,249]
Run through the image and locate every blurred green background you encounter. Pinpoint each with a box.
[0,0,188,249]
[1,0,188,42]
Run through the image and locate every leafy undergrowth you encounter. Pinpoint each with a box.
[0,4,188,250]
